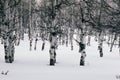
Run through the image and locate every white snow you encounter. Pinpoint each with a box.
[0,35,120,80]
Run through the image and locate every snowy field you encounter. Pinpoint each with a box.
[0,36,120,80]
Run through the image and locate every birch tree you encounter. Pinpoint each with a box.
[0,0,21,63]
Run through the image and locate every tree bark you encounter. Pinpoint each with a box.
[4,34,15,63]
[41,40,45,51]
[49,32,57,66]
[66,34,68,47]
[87,35,91,46]
[29,38,33,51]
[79,32,86,66]
[69,29,74,50]
[34,38,38,50]
[3,0,15,63]
[75,27,86,66]
[110,33,117,52]
[118,35,120,48]
[98,32,103,57]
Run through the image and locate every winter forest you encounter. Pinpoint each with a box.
[0,0,120,80]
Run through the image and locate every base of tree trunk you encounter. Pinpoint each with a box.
[71,46,73,50]
[99,49,103,57]
[5,56,14,63]
[54,53,56,63]
[110,49,112,52]
[80,61,84,66]
[80,56,85,66]
[100,53,103,57]
[50,59,55,66]
[54,59,56,63]
[41,42,45,51]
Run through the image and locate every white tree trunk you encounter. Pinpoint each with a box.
[69,29,74,50]
[66,34,68,47]
[98,32,103,57]
[79,32,86,66]
[29,38,33,51]
[3,1,15,63]
[4,33,15,63]
[20,0,24,40]
[79,24,86,66]
[107,34,111,47]
[28,0,33,40]
[87,35,91,46]
[49,32,57,65]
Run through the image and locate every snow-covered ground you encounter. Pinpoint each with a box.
[0,36,120,80]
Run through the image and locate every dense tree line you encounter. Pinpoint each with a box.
[0,0,120,66]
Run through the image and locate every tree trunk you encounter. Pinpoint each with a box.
[98,32,103,57]
[110,33,117,52]
[70,29,74,50]
[29,38,33,51]
[58,34,62,45]
[94,33,98,42]
[1,37,4,44]
[20,0,24,40]
[4,1,15,63]
[41,40,45,51]
[107,34,111,47]
[49,32,57,66]
[4,34,15,63]
[34,38,38,50]
[66,34,68,47]
[77,26,86,66]
[79,33,86,66]
[118,35,120,48]
[15,32,20,46]
[119,48,120,56]
[87,35,91,46]
[62,36,65,45]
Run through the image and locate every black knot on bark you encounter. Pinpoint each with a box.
[51,32,57,36]
[51,46,55,49]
